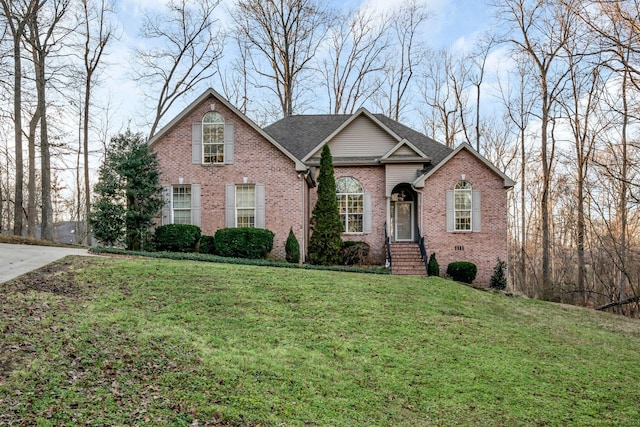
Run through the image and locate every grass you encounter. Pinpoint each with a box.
[1,256,639,426]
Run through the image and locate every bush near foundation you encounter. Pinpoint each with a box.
[155,224,201,252]
[199,235,216,254]
[446,261,477,284]
[215,228,274,259]
[285,228,300,264]
[340,241,370,265]
[427,252,440,277]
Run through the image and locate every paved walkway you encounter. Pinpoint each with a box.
[0,243,93,284]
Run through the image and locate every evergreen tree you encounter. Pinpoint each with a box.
[427,252,440,277]
[307,145,343,265]
[490,258,508,290]
[90,130,163,250]
[285,227,300,264]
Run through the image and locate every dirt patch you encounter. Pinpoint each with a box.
[2,257,93,298]
[0,258,94,387]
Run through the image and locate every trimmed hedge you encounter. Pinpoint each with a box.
[214,227,274,259]
[446,261,477,284]
[285,228,300,264]
[199,235,216,255]
[90,246,390,274]
[155,224,201,252]
[340,241,370,265]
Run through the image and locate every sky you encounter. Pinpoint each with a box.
[102,0,498,134]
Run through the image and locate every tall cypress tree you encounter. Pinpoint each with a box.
[307,145,343,265]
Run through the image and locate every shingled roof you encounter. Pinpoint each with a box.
[263,112,453,169]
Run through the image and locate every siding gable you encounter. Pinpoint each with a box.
[309,116,399,160]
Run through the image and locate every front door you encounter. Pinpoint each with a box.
[395,201,413,241]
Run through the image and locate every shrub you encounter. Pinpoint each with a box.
[427,252,440,277]
[214,227,274,259]
[155,224,201,252]
[446,261,477,284]
[340,241,370,265]
[285,228,300,263]
[199,235,216,254]
[490,258,507,290]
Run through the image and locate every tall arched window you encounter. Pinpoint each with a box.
[336,177,364,233]
[454,180,472,231]
[202,111,224,163]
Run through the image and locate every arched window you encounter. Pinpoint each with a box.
[202,112,224,163]
[454,180,472,231]
[336,177,364,233]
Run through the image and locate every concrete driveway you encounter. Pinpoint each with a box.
[0,243,93,284]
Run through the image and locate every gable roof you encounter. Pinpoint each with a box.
[413,143,515,188]
[380,139,431,163]
[264,108,453,167]
[148,88,307,171]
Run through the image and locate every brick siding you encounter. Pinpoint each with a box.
[421,149,508,286]
[152,94,304,259]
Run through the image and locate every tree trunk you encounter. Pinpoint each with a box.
[12,34,24,236]
[27,111,40,238]
[540,80,552,295]
[84,77,92,245]
[35,52,53,241]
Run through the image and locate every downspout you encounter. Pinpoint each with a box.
[301,172,306,265]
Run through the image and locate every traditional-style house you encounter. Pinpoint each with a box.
[149,88,514,285]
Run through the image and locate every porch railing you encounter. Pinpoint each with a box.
[417,226,429,275]
[384,221,392,269]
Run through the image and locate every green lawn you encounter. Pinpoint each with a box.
[1,256,639,426]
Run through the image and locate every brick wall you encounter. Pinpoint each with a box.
[421,149,509,286]
[334,166,386,264]
[152,93,304,259]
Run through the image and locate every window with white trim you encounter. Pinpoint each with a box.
[454,180,472,231]
[336,177,364,233]
[203,111,224,164]
[172,185,191,224]
[236,185,255,227]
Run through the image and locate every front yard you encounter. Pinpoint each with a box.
[1,256,639,425]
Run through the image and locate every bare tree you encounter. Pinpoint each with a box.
[320,7,389,114]
[420,49,468,148]
[136,0,224,139]
[0,0,38,236]
[374,0,429,121]
[232,0,333,118]
[469,33,497,151]
[497,0,574,295]
[217,36,251,115]
[79,0,113,245]
[24,0,72,241]
[498,54,537,294]
[557,26,604,304]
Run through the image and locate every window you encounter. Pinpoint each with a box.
[173,185,191,224]
[454,181,472,231]
[336,177,364,233]
[202,111,224,164]
[235,185,255,227]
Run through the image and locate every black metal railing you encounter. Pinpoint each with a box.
[385,221,392,269]
[417,226,429,275]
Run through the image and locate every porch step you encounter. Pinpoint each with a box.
[390,243,426,276]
